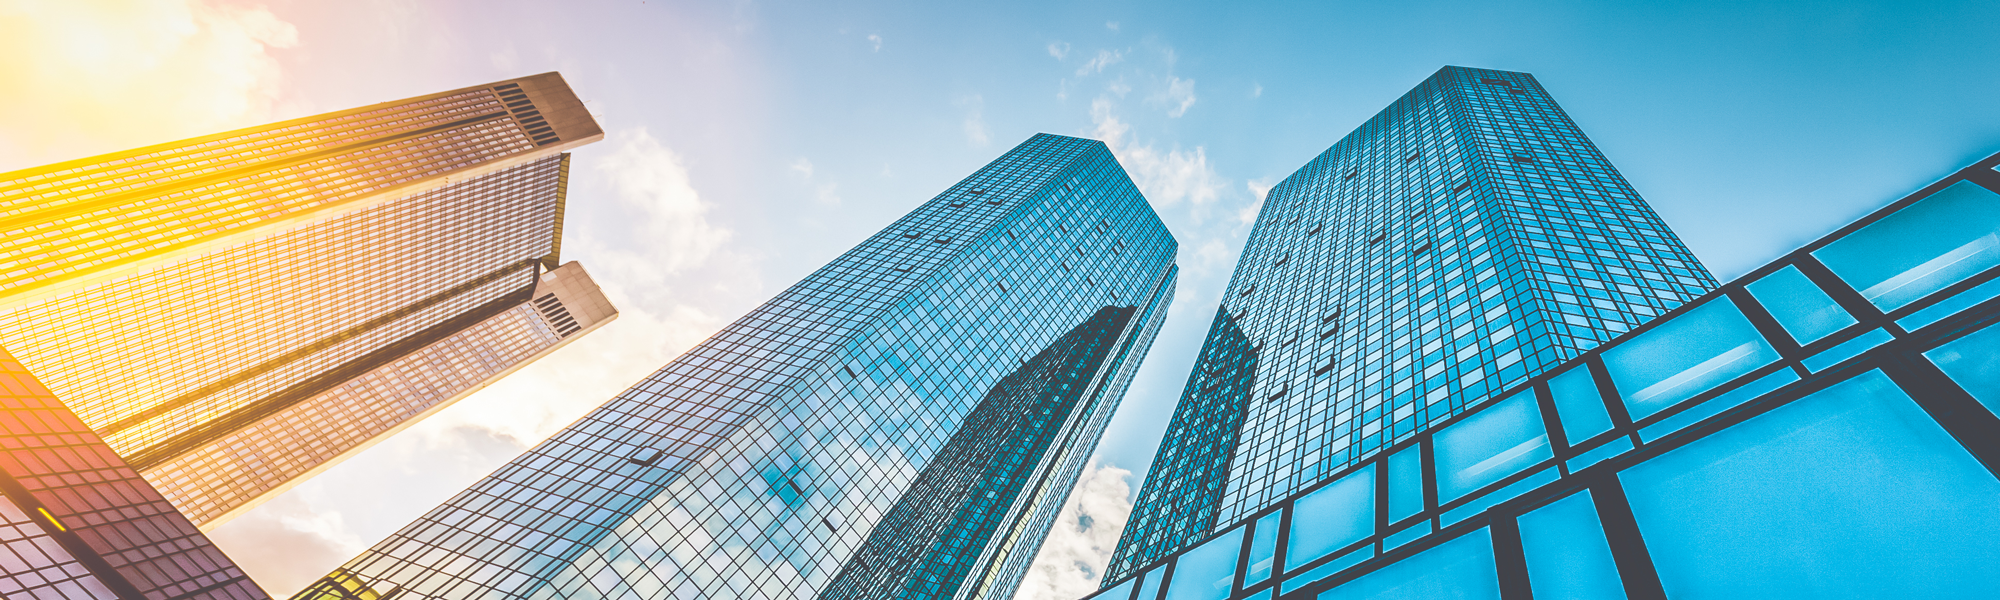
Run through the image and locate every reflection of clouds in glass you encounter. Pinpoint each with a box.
[1016,460,1133,600]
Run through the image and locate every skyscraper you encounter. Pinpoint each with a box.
[292,133,1178,600]
[1083,130,2000,600]
[1107,66,1715,581]
[0,72,614,595]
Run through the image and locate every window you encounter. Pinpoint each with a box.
[1317,529,1500,600]
[1601,298,1779,420]
[1517,491,1626,600]
[1163,525,1242,600]
[1745,265,1855,346]
[1434,391,1551,502]
[1285,464,1375,568]
[1814,180,2000,311]
[1619,370,2000,597]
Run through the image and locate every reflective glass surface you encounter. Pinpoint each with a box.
[1517,491,1625,600]
[1814,180,2000,311]
[1317,529,1499,600]
[1547,367,1612,444]
[1245,511,1282,585]
[1602,298,1779,420]
[1387,445,1424,522]
[1286,465,1376,569]
[1111,66,1714,579]
[1745,265,1855,346]
[1165,525,1244,600]
[1621,370,2000,597]
[1434,391,1551,503]
[1924,322,2000,416]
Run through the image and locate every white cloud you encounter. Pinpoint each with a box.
[204,493,365,596]
[1047,41,1070,60]
[1017,461,1134,600]
[1252,82,1264,98]
[789,157,843,206]
[1076,49,1124,77]
[0,0,299,166]
[959,94,991,146]
[596,128,733,275]
[867,33,881,52]
[1090,98,1224,212]
[1244,178,1274,225]
[1161,76,1196,118]
[1105,21,1120,32]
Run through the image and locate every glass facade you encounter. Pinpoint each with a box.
[294,133,1179,600]
[0,74,615,530]
[1082,148,2000,598]
[1108,66,1715,580]
[0,73,616,593]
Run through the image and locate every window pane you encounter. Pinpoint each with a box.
[1602,298,1780,420]
[1316,528,1500,600]
[1388,446,1423,522]
[1137,564,1166,600]
[1745,265,1856,346]
[1246,511,1282,586]
[1547,367,1613,444]
[1813,180,2000,311]
[1434,391,1552,503]
[1924,322,2000,417]
[1619,370,2000,597]
[1286,465,1376,569]
[1518,491,1626,600]
[1166,525,1243,600]
[1093,578,1135,600]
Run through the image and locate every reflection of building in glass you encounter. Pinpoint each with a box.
[1108,66,1717,581]
[0,73,613,595]
[1090,93,2000,599]
[823,305,1139,600]
[294,133,1178,600]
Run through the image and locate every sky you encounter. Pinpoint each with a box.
[3,0,1999,596]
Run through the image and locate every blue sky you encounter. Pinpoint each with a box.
[5,0,1999,596]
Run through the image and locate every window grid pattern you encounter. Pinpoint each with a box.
[1108,66,1714,581]
[296,134,1179,600]
[1088,148,2000,600]
[144,302,565,526]
[0,156,565,461]
[0,346,263,600]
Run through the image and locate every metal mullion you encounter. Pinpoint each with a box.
[1879,351,2000,479]
[1488,514,1533,600]
[1587,477,1667,600]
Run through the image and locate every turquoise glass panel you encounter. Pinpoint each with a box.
[1136,564,1166,600]
[1166,525,1243,600]
[1800,328,1892,372]
[1602,298,1780,420]
[1286,465,1376,569]
[1518,491,1626,600]
[1093,578,1136,600]
[1387,446,1423,522]
[1281,547,1372,595]
[1925,322,2000,417]
[1814,180,2000,311]
[1639,367,1798,443]
[1317,529,1499,600]
[1746,265,1856,345]
[1620,370,2000,597]
[1245,511,1282,586]
[1897,275,2000,331]
[1547,367,1613,445]
[1434,392,1551,503]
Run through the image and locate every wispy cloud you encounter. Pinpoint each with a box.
[867,33,881,52]
[0,0,299,166]
[1017,461,1134,600]
[1048,41,1070,60]
[598,128,733,275]
[1161,76,1196,118]
[958,94,991,146]
[1244,178,1275,225]
[1105,21,1120,32]
[1091,98,1224,211]
[1252,82,1264,98]
[1076,49,1124,76]
[789,157,843,206]
[203,493,365,596]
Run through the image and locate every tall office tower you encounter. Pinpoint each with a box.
[1105,66,1716,581]
[0,73,613,596]
[293,134,1178,600]
[1083,135,2000,600]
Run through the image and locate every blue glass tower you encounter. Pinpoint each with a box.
[1106,66,1715,581]
[293,134,1178,600]
[1084,125,2000,600]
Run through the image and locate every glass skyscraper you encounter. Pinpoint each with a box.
[0,73,614,597]
[294,133,1178,600]
[1107,66,1715,581]
[1082,136,2000,600]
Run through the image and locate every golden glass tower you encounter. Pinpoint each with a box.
[0,72,615,598]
